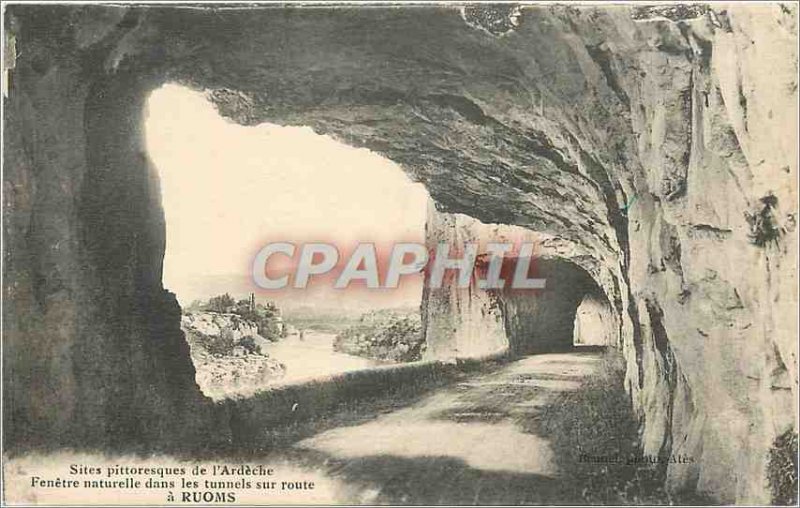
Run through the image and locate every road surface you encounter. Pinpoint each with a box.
[279,350,607,504]
[1,351,609,505]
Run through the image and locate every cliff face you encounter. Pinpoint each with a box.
[3,4,797,503]
[181,312,286,400]
[2,8,221,452]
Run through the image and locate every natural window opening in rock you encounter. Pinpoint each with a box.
[145,83,430,399]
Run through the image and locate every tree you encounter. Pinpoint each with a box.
[205,327,235,356]
[239,335,261,355]
[207,293,235,313]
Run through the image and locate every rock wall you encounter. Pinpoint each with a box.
[2,7,222,451]
[3,4,797,503]
[421,203,515,359]
[181,312,286,401]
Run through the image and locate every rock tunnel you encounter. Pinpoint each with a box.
[499,258,611,354]
[3,4,797,504]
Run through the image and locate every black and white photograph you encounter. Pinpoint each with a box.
[1,1,798,505]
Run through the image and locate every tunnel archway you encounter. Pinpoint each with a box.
[419,208,619,360]
[143,83,435,397]
[496,258,609,355]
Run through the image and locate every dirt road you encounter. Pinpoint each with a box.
[2,351,609,505]
[284,351,607,504]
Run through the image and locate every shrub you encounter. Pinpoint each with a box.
[204,327,235,356]
[334,310,424,362]
[206,293,235,313]
[239,335,260,355]
[232,298,285,340]
[192,294,286,341]
[745,194,782,247]
[255,318,284,341]
[768,428,798,505]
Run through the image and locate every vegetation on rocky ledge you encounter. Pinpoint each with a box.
[767,428,799,506]
[187,293,287,342]
[334,310,425,363]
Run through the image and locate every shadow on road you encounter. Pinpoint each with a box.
[315,453,583,505]
[284,352,616,504]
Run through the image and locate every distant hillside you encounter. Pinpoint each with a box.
[169,273,422,313]
[283,305,421,334]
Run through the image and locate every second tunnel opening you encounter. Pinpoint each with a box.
[494,258,613,355]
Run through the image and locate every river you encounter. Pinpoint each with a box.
[261,330,380,385]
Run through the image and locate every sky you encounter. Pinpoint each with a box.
[145,84,429,308]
